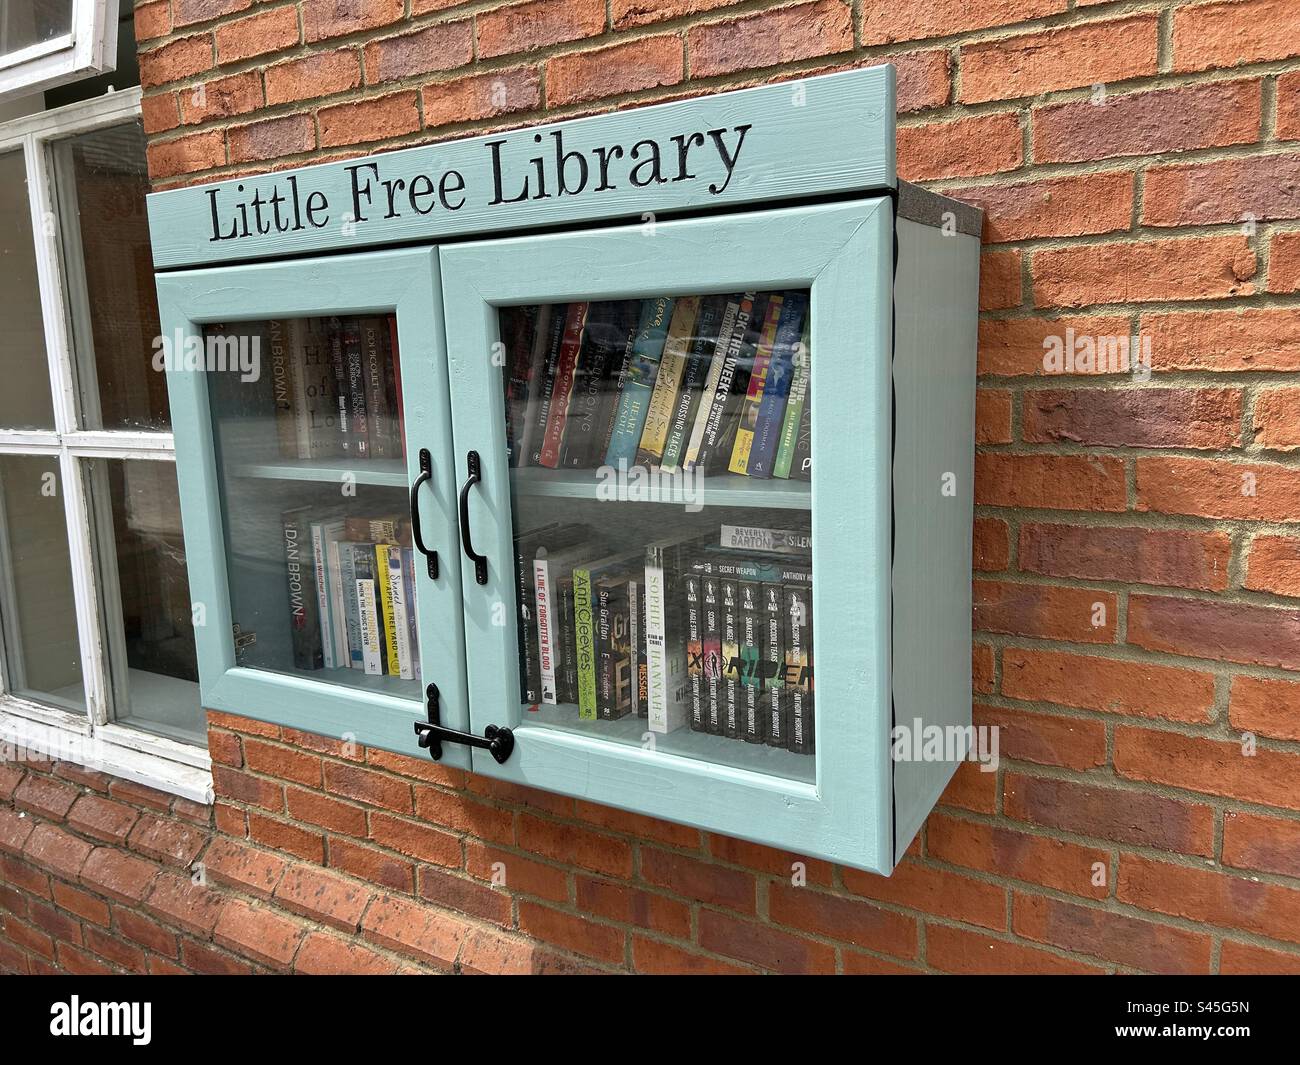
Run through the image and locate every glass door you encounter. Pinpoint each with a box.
[442,201,896,869]
[157,248,471,765]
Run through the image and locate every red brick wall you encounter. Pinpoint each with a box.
[4,0,1300,975]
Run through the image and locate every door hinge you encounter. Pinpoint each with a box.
[413,682,514,764]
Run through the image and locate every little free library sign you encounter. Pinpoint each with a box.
[146,66,896,270]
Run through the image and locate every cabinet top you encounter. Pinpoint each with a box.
[146,65,897,271]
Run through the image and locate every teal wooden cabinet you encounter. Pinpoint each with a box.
[150,65,981,873]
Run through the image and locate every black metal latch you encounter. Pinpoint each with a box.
[413,683,514,764]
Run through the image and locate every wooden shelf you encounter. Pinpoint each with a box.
[229,458,408,488]
[509,466,811,510]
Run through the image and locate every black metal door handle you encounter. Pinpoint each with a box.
[458,450,488,585]
[414,683,514,764]
[408,448,438,580]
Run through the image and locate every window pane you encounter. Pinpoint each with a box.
[0,148,55,429]
[85,457,203,744]
[0,1,73,59]
[0,454,84,711]
[54,120,168,431]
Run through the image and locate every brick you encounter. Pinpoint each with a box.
[940,757,999,814]
[265,51,361,107]
[973,518,1009,572]
[367,811,461,867]
[179,70,262,126]
[115,909,178,958]
[361,893,468,968]
[973,580,1117,643]
[464,841,570,903]
[323,762,413,813]
[517,900,624,963]
[1144,154,1300,227]
[0,764,23,801]
[1281,71,1300,141]
[1,853,50,899]
[842,950,924,975]
[573,875,689,938]
[898,112,1022,181]
[84,925,147,972]
[768,882,918,957]
[139,35,213,90]
[0,939,30,975]
[697,908,836,973]
[208,712,279,739]
[23,824,92,882]
[977,314,1130,377]
[1138,456,1300,523]
[1223,810,1300,877]
[979,249,1021,311]
[50,882,109,927]
[364,22,474,83]
[285,786,367,837]
[1033,79,1260,163]
[134,0,171,41]
[417,866,512,925]
[3,916,54,959]
[303,0,404,45]
[226,115,316,166]
[1172,0,1300,72]
[105,778,172,813]
[1270,232,1300,292]
[891,48,951,113]
[631,934,755,974]
[1033,236,1256,308]
[516,813,633,878]
[575,800,701,850]
[53,764,113,794]
[1002,647,1215,723]
[127,814,208,867]
[972,644,996,697]
[247,812,324,863]
[215,6,300,64]
[458,925,595,974]
[14,775,78,820]
[28,900,81,946]
[57,941,114,974]
[214,898,306,968]
[927,924,1103,975]
[1229,675,1300,741]
[1013,891,1210,974]
[214,802,247,837]
[1115,726,1300,811]
[547,35,682,107]
[173,0,250,27]
[180,939,254,975]
[974,704,1107,771]
[1023,388,1241,450]
[1253,391,1300,453]
[145,871,226,936]
[1018,523,1232,593]
[1246,532,1300,602]
[842,861,1006,930]
[1129,594,1300,671]
[241,738,322,788]
[1221,939,1300,975]
[927,814,1107,898]
[141,92,180,135]
[1143,309,1300,372]
[1004,773,1215,856]
[640,847,756,914]
[327,838,415,893]
[281,726,361,758]
[80,848,158,906]
[1120,854,1300,946]
[207,729,242,768]
[861,0,1066,46]
[423,66,541,129]
[0,807,34,856]
[954,172,1132,244]
[976,453,1125,511]
[975,389,1012,444]
[366,746,465,787]
[200,838,286,898]
[274,864,372,932]
[477,0,606,60]
[413,787,513,845]
[688,1,852,79]
[960,15,1159,104]
[296,931,400,974]
[612,0,743,29]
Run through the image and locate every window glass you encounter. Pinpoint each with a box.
[0,148,55,429]
[0,1,74,60]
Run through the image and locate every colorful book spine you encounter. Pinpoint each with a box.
[748,294,809,478]
[720,578,743,738]
[762,582,787,749]
[561,303,622,469]
[773,320,811,479]
[683,297,741,472]
[375,545,400,675]
[645,538,690,734]
[352,545,383,676]
[361,317,393,460]
[635,580,648,718]
[684,571,705,733]
[738,581,764,743]
[572,563,599,720]
[537,302,590,468]
[282,508,323,671]
[403,548,421,681]
[702,574,724,735]
[604,297,675,468]
[729,295,785,475]
[342,317,370,459]
[636,296,700,467]
[695,293,762,474]
[785,583,814,754]
[524,306,565,467]
[534,556,560,704]
[387,315,406,460]
[326,318,353,456]
[337,541,364,669]
[661,296,725,473]
[385,545,414,680]
[324,534,349,669]
[557,577,579,705]
[627,578,641,718]
[268,318,297,457]
[596,575,632,719]
[310,519,346,670]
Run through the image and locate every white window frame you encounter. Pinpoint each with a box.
[0,0,118,102]
[0,86,212,804]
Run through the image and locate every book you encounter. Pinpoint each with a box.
[387,315,406,460]
[761,582,787,749]
[729,295,786,475]
[402,548,421,680]
[310,517,347,670]
[694,292,765,474]
[324,533,350,670]
[604,297,675,469]
[342,317,371,459]
[737,581,764,743]
[627,576,642,718]
[682,296,743,472]
[501,306,537,468]
[514,523,584,704]
[538,302,590,468]
[784,582,814,755]
[326,318,354,457]
[360,316,394,460]
[533,541,599,704]
[523,305,565,467]
[748,294,809,478]
[374,544,401,675]
[634,578,649,718]
[636,296,700,467]
[561,302,636,470]
[268,318,298,457]
[557,577,579,705]
[702,573,724,735]
[720,577,743,739]
[661,295,726,473]
[351,544,384,676]
[337,539,364,669]
[773,320,810,479]
[720,524,813,555]
[301,318,341,458]
[282,507,323,671]
[596,570,633,719]
[573,552,636,720]
[645,535,692,734]
[385,545,415,680]
[790,396,811,481]
[684,571,705,732]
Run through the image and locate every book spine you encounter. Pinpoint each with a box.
[327,318,353,457]
[636,580,649,718]
[561,304,618,469]
[269,319,298,457]
[302,319,340,458]
[627,578,640,718]
[720,578,742,739]
[729,295,785,476]
[684,571,705,733]
[502,306,538,468]
[375,545,400,675]
[387,315,406,460]
[538,302,590,468]
[702,574,723,735]
[695,293,759,474]
[748,294,809,479]
[352,547,382,675]
[661,296,724,473]
[338,543,363,669]
[762,582,787,749]
[558,578,579,705]
[738,581,764,743]
[386,545,414,681]
[645,542,689,734]
[342,318,370,459]
[310,523,335,670]
[325,537,349,669]
[523,306,563,467]
[283,511,323,671]
[791,396,812,481]
[604,297,675,468]
[534,557,559,704]
[573,565,598,719]
[361,317,392,460]
[404,549,421,681]
[636,297,700,467]
[773,320,811,479]
[516,537,540,704]
[785,583,814,754]
[603,580,632,719]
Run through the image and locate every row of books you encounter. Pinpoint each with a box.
[261,315,405,462]
[501,290,812,480]
[515,523,814,753]
[282,508,421,680]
